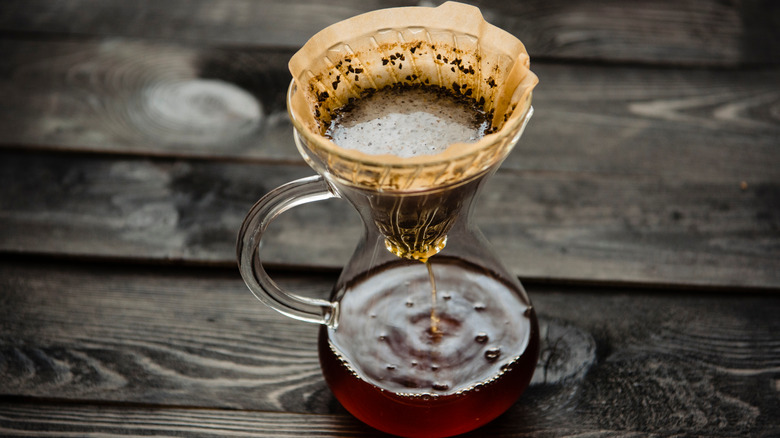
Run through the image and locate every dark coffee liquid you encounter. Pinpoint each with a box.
[319,258,539,438]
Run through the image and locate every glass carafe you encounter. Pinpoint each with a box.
[237,3,539,437]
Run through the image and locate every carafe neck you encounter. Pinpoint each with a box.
[331,171,490,262]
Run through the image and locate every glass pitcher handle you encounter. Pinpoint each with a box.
[237,175,338,325]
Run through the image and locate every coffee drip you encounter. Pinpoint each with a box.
[237,3,539,437]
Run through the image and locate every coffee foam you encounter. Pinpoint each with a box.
[326,86,490,158]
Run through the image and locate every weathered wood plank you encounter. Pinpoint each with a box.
[1,261,777,435]
[0,38,295,161]
[4,403,753,438]
[1,0,778,66]
[0,151,327,266]
[0,403,381,437]
[3,401,775,437]
[0,150,778,289]
[1,37,778,181]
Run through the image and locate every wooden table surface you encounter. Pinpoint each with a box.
[1,1,779,436]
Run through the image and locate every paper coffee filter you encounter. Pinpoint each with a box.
[288,1,538,191]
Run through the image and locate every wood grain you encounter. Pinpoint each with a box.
[3,401,775,437]
[1,37,779,182]
[1,260,777,435]
[1,0,778,66]
[0,38,294,160]
[0,403,381,437]
[0,151,326,265]
[1,150,778,289]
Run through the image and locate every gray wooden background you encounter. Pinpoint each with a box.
[1,0,778,436]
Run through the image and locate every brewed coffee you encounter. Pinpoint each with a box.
[320,257,539,438]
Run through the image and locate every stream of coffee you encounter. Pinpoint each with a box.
[426,260,441,340]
